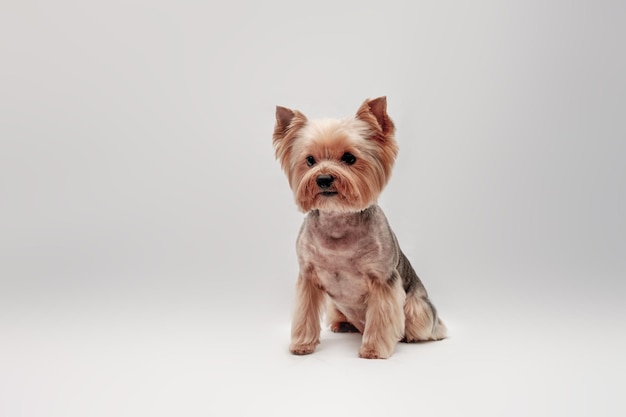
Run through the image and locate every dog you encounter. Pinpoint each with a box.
[273,96,447,359]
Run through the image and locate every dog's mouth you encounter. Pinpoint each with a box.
[319,191,338,197]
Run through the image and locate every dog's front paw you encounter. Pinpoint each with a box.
[358,344,390,359]
[289,342,318,355]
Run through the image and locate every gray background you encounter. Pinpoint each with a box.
[1,1,625,416]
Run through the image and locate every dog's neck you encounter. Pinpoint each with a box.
[308,206,376,240]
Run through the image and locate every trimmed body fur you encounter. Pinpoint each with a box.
[273,97,447,359]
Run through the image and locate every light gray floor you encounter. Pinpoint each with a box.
[2,269,624,417]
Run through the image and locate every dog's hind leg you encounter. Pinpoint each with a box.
[326,298,360,333]
[403,292,448,342]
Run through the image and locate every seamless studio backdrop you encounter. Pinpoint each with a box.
[1,1,625,416]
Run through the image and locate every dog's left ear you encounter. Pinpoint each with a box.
[356,96,395,140]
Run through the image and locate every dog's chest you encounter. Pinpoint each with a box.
[311,244,371,304]
[298,219,392,306]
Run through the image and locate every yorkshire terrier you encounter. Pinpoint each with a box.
[273,97,447,359]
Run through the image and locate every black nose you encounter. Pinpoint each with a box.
[316,174,334,189]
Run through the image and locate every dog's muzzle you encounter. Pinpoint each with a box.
[316,174,334,189]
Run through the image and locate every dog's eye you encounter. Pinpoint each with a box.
[341,152,356,165]
[305,156,316,167]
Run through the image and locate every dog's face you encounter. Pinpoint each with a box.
[273,97,398,212]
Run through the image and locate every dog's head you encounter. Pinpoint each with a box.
[273,97,398,213]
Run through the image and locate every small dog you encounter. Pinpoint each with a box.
[273,97,447,359]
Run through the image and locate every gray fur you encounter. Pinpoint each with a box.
[296,205,439,333]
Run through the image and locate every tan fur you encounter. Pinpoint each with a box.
[404,292,448,342]
[326,298,351,332]
[359,274,406,359]
[274,97,447,359]
[288,117,393,212]
[273,107,308,175]
[289,271,325,355]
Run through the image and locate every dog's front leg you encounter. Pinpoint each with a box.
[359,272,405,359]
[290,271,325,355]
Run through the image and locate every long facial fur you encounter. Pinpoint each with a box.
[273,97,398,212]
[274,97,447,359]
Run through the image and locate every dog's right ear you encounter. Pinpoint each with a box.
[275,106,296,136]
[273,106,307,170]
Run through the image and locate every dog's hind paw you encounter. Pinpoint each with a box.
[330,321,360,333]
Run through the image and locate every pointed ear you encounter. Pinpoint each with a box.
[275,106,295,137]
[273,105,307,170]
[355,96,395,139]
[274,106,307,139]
